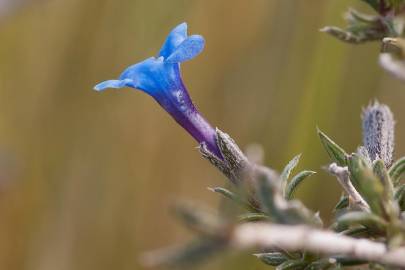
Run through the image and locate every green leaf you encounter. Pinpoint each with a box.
[255,252,288,266]
[373,160,398,219]
[142,238,225,267]
[256,171,312,224]
[208,187,256,211]
[322,7,391,44]
[305,258,337,269]
[255,164,320,225]
[373,159,394,201]
[360,0,380,12]
[317,128,348,166]
[334,195,349,211]
[335,211,388,231]
[282,200,320,226]
[347,154,385,216]
[284,171,316,200]
[347,8,377,23]
[238,212,269,222]
[389,157,405,186]
[346,154,367,189]
[333,255,367,266]
[276,260,307,270]
[340,227,372,238]
[256,173,284,222]
[173,202,225,236]
[394,185,405,210]
[321,26,369,44]
[281,154,301,190]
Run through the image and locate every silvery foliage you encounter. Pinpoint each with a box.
[144,102,405,270]
[323,0,405,81]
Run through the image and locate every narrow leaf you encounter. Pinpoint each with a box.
[256,169,316,225]
[276,259,307,270]
[238,213,269,222]
[256,173,282,221]
[340,227,372,238]
[208,187,256,211]
[255,252,288,266]
[317,128,348,166]
[280,154,301,190]
[347,154,385,216]
[142,238,225,267]
[284,171,316,200]
[394,185,405,210]
[173,202,224,236]
[321,26,368,44]
[305,258,337,269]
[360,0,380,12]
[332,255,367,266]
[372,160,399,220]
[389,157,405,186]
[335,211,388,231]
[373,159,394,201]
[335,195,349,211]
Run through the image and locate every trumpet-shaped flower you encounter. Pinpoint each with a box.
[94,23,221,158]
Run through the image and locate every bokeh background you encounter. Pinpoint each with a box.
[0,0,404,269]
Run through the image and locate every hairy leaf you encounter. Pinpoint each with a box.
[238,212,269,222]
[305,258,337,269]
[208,187,256,211]
[318,128,348,166]
[255,252,288,266]
[335,195,349,211]
[321,26,368,44]
[333,255,367,266]
[173,202,225,236]
[340,227,372,238]
[389,157,405,185]
[335,211,388,231]
[276,259,307,270]
[281,154,301,190]
[256,173,284,221]
[142,238,225,267]
[256,170,315,225]
[360,0,380,12]
[373,159,394,201]
[347,154,385,216]
[394,185,405,210]
[284,171,316,200]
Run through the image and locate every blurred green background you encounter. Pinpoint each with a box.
[0,0,404,269]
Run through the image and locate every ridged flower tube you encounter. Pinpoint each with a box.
[94,23,222,158]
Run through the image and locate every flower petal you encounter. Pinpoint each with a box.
[165,35,205,63]
[94,79,134,91]
[158,22,188,58]
[118,57,180,94]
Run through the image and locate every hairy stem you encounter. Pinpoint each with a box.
[231,223,405,268]
[328,163,370,212]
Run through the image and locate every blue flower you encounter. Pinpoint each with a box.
[94,23,221,158]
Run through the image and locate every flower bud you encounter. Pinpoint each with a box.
[362,101,395,166]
